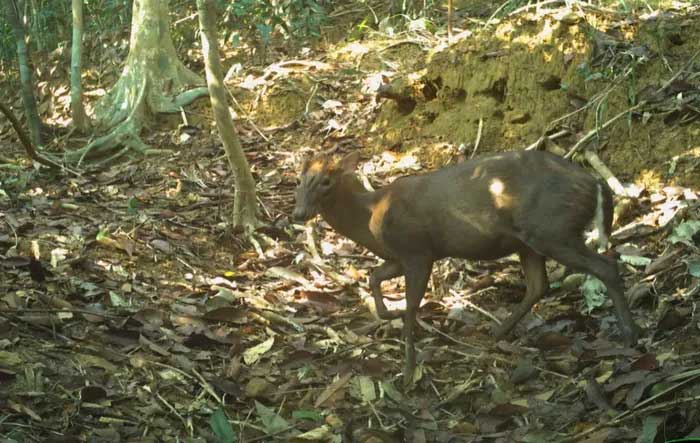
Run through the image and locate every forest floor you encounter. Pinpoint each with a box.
[1,2,700,443]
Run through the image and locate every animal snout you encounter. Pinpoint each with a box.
[292,207,311,223]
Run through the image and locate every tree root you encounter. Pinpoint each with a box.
[66,76,206,167]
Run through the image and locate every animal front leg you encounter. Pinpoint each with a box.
[401,258,432,386]
[369,261,404,319]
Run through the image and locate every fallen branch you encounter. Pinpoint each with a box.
[449,288,501,325]
[508,0,622,17]
[0,307,123,318]
[0,102,68,171]
[470,118,483,159]
[447,0,453,40]
[583,149,627,197]
[524,129,570,151]
[657,49,700,94]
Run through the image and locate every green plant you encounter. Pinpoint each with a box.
[500,0,532,15]
[210,408,237,443]
[221,0,277,46]
[576,62,615,82]
[0,169,33,201]
[28,0,71,51]
[218,0,325,48]
[0,19,14,64]
[0,0,132,66]
[392,0,437,18]
[85,0,132,35]
[282,0,325,38]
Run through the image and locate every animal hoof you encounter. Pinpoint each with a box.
[492,323,512,340]
[623,323,643,346]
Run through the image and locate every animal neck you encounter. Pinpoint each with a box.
[319,174,387,257]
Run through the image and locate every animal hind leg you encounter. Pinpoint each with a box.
[528,236,640,345]
[369,261,404,319]
[493,247,548,339]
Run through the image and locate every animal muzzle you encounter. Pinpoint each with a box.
[292,206,314,223]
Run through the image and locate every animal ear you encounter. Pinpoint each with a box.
[337,151,361,174]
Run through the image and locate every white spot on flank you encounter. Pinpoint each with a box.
[489,178,512,209]
[489,179,504,195]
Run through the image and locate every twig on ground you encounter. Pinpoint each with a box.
[192,368,224,405]
[416,316,482,350]
[303,223,322,262]
[658,50,700,93]
[449,288,501,325]
[0,307,123,318]
[583,149,627,196]
[254,308,305,332]
[524,129,570,151]
[470,118,483,159]
[155,392,189,431]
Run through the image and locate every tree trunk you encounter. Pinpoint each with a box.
[447,0,453,40]
[196,0,258,231]
[68,0,207,165]
[93,0,205,129]
[3,0,43,146]
[70,0,88,131]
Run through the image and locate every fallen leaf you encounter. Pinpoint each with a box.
[243,336,274,365]
[255,400,289,434]
[294,424,332,440]
[315,371,352,408]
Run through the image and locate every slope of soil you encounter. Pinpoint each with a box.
[370,10,700,189]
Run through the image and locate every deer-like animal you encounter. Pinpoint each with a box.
[292,150,641,384]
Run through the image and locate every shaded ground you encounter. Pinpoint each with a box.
[1,3,700,442]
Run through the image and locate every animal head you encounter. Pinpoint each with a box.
[292,151,361,222]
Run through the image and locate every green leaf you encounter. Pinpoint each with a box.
[379,380,404,403]
[230,33,240,48]
[255,400,289,434]
[687,259,700,278]
[291,409,323,421]
[522,430,557,442]
[210,408,237,443]
[581,276,606,313]
[585,72,604,82]
[620,254,652,267]
[668,220,700,246]
[127,197,139,215]
[256,23,272,44]
[108,291,130,308]
[637,415,663,443]
[297,364,312,381]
